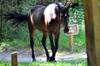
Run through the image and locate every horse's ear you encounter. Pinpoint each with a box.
[64,2,67,6]
[64,0,73,8]
[64,0,79,8]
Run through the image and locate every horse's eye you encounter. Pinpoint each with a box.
[65,14,67,17]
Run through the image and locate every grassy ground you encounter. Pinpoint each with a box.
[0,59,87,66]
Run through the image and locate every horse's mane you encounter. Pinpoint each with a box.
[43,3,57,24]
[43,2,68,25]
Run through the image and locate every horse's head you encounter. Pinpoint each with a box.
[56,2,78,33]
[56,2,69,33]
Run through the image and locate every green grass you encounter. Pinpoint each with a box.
[0,59,87,66]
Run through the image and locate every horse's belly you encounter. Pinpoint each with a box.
[35,22,47,32]
[35,21,60,34]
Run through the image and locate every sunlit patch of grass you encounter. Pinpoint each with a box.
[0,59,87,66]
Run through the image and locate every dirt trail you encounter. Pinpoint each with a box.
[0,49,87,62]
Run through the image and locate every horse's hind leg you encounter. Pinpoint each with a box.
[29,30,36,61]
[41,32,50,61]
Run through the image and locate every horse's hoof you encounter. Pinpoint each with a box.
[32,59,36,62]
[48,57,56,62]
[47,57,51,62]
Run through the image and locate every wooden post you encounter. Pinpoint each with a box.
[11,52,18,66]
[69,33,74,51]
[84,0,100,66]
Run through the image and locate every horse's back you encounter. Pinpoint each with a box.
[28,5,47,31]
[30,5,45,12]
[30,5,45,23]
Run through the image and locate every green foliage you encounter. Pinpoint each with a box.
[69,8,84,24]
[73,24,86,52]
[16,0,37,13]
[1,21,28,40]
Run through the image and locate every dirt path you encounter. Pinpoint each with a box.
[0,49,87,62]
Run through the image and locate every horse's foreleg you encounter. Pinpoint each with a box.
[51,33,60,61]
[49,33,55,52]
[49,33,55,61]
[29,31,36,61]
[42,33,50,61]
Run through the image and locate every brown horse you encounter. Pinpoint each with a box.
[27,2,69,61]
[6,2,78,61]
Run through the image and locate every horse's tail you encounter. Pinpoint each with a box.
[6,10,27,24]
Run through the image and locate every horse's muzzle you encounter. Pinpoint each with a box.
[64,27,69,33]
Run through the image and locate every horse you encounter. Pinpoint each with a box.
[27,2,69,61]
[6,2,78,62]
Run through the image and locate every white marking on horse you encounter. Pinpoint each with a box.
[44,3,57,24]
[30,14,34,25]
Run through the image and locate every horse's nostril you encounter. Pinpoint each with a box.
[64,28,69,33]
